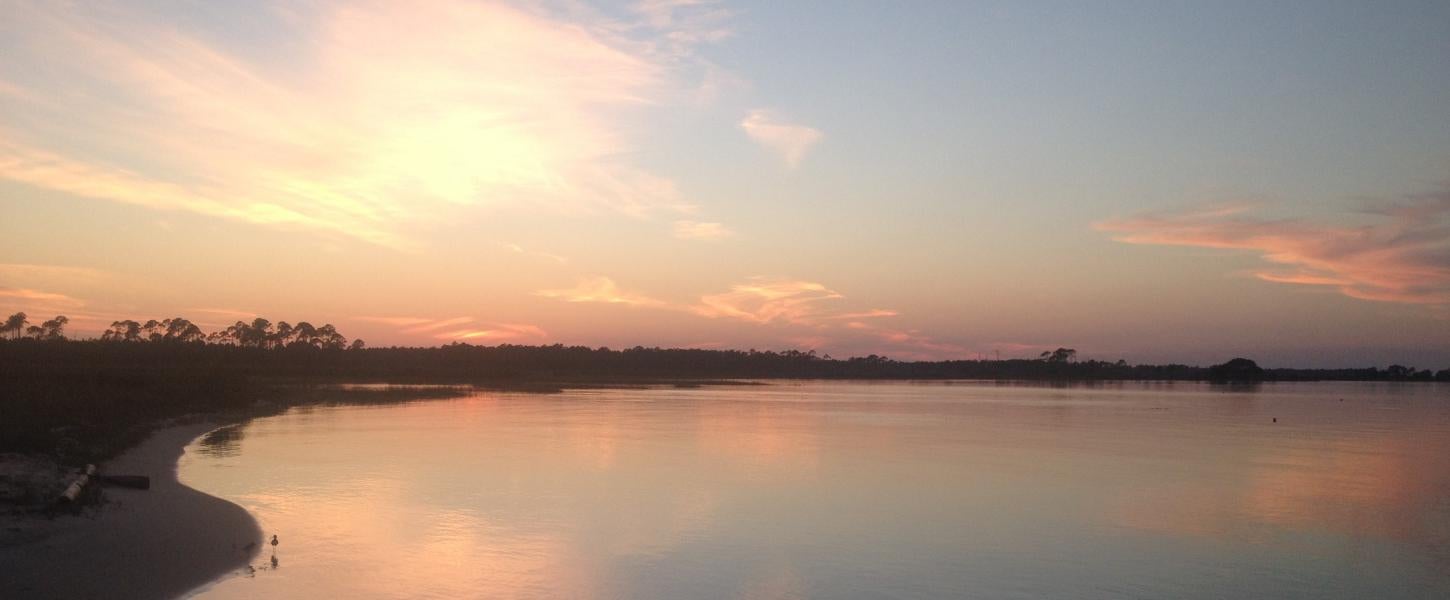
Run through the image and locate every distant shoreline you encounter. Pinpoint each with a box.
[0,423,260,600]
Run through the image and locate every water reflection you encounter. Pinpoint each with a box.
[1206,381,1264,393]
[1117,428,1450,572]
[180,382,1450,599]
[197,424,246,458]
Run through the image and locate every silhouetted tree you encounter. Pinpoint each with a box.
[2,312,28,340]
[273,321,296,348]
[141,319,165,342]
[1039,348,1077,363]
[22,315,68,341]
[206,329,235,345]
[1207,358,1265,381]
[102,320,143,342]
[317,324,347,349]
[223,318,275,348]
[288,321,318,348]
[162,318,205,343]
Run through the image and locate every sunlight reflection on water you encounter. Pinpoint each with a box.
[180,381,1450,599]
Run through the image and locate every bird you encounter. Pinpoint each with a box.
[270,534,279,549]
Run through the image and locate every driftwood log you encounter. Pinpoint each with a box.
[57,464,96,504]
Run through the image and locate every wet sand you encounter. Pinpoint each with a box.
[0,423,260,599]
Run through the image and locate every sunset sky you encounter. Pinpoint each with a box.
[2,0,1447,367]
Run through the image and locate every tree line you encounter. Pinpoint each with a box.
[2,311,1448,382]
[1,312,68,341]
[1,312,362,350]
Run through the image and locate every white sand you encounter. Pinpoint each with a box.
[0,423,261,599]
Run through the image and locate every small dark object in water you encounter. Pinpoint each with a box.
[271,534,279,548]
[1272,417,1277,423]
[98,475,150,490]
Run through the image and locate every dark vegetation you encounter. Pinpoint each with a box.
[1206,357,1267,382]
[2,312,1447,463]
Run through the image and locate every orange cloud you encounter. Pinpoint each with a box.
[188,307,259,320]
[0,1,729,248]
[692,278,843,324]
[355,316,546,344]
[436,323,548,342]
[0,287,84,308]
[535,276,668,307]
[401,317,475,334]
[0,287,128,334]
[0,263,108,285]
[1097,193,1450,306]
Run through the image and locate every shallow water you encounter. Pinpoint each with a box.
[180,381,1450,599]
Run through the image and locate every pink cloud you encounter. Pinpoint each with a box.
[0,287,127,335]
[1096,192,1450,306]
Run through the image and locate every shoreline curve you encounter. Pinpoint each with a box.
[0,423,262,600]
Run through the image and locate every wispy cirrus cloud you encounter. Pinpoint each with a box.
[0,263,109,316]
[538,276,897,327]
[355,316,475,334]
[535,276,669,307]
[1096,191,1450,306]
[0,263,108,284]
[436,323,548,342]
[535,275,964,357]
[0,263,152,333]
[0,287,127,334]
[355,316,547,343]
[672,220,734,241]
[692,278,844,324]
[188,308,260,321]
[740,109,822,168]
[632,0,735,54]
[0,287,85,308]
[0,1,727,248]
[840,319,968,358]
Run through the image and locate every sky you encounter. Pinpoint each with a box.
[1,0,1448,367]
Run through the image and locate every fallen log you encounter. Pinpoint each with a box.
[57,464,96,504]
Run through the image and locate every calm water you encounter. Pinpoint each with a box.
[179,381,1450,599]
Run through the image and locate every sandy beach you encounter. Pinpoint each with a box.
[0,423,260,600]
